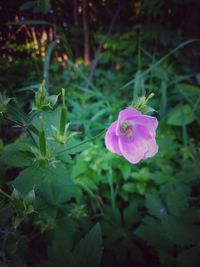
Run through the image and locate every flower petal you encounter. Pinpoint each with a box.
[132,115,158,137]
[116,107,141,135]
[135,125,158,159]
[144,138,158,159]
[118,127,148,164]
[105,121,122,155]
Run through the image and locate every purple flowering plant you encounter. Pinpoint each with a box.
[105,94,158,164]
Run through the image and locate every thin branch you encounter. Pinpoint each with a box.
[0,188,13,202]
[2,116,38,147]
[58,129,105,154]
[85,3,121,89]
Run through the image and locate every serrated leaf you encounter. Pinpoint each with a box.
[73,223,103,267]
[162,216,200,245]
[39,166,75,205]
[47,217,78,265]
[135,216,172,250]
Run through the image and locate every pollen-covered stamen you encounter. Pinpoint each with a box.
[120,120,134,137]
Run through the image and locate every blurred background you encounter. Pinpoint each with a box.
[1,0,200,94]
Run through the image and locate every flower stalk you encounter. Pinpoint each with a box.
[60,88,67,136]
[39,116,46,157]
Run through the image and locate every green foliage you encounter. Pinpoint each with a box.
[167,104,195,126]
[1,2,200,266]
[33,81,58,111]
[73,223,102,267]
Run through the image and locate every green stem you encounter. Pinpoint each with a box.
[39,116,46,156]
[60,88,67,136]
[180,103,188,146]
[0,188,13,202]
[137,29,142,71]
[108,169,115,210]
[58,129,105,154]
[2,116,38,147]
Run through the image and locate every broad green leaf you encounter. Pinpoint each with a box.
[167,104,195,126]
[1,151,33,168]
[47,217,78,263]
[122,183,136,193]
[166,185,189,216]
[177,83,200,96]
[73,223,103,267]
[135,216,172,250]
[123,201,142,228]
[136,182,146,195]
[162,216,200,245]
[145,194,167,219]
[13,167,43,194]
[39,166,75,205]
[13,165,75,204]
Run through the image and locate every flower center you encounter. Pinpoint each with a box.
[120,120,134,138]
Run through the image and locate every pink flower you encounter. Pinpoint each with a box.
[105,107,158,164]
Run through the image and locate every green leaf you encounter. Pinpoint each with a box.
[13,167,43,194]
[135,216,172,250]
[13,165,75,204]
[166,184,189,216]
[136,182,146,195]
[196,74,200,84]
[167,104,195,126]
[0,144,33,168]
[177,83,200,96]
[123,201,142,228]
[25,189,35,203]
[20,1,35,11]
[39,166,75,205]
[145,194,167,219]
[48,217,78,263]
[162,216,200,245]
[48,95,59,108]
[73,223,103,267]
[122,183,136,193]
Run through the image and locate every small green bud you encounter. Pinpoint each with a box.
[33,81,58,111]
[0,92,11,115]
[132,93,155,114]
